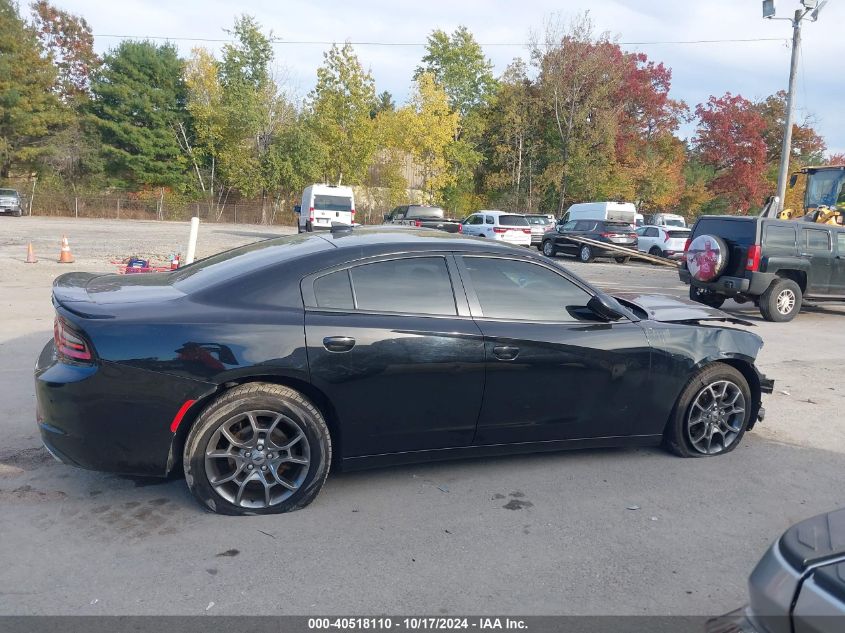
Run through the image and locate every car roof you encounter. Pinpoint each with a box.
[474,210,519,215]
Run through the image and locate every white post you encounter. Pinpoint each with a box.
[185,216,200,264]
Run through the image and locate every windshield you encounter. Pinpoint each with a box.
[313,195,352,212]
[406,206,445,219]
[663,218,685,227]
[0,189,18,197]
[498,214,529,226]
[805,169,845,209]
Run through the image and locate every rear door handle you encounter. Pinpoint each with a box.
[493,345,520,361]
[323,336,356,353]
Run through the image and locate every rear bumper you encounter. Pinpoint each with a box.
[679,269,776,296]
[35,340,215,477]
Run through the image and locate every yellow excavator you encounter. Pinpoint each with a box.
[774,165,845,225]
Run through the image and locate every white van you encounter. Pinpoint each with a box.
[562,201,637,225]
[646,212,686,228]
[296,184,355,232]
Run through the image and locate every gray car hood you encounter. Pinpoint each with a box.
[612,292,753,326]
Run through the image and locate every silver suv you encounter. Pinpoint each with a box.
[0,189,22,217]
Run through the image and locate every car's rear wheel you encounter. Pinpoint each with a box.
[542,240,556,257]
[184,383,331,515]
[663,363,751,458]
[579,244,594,263]
[305,221,314,232]
[649,246,663,257]
[689,285,725,309]
[759,278,801,322]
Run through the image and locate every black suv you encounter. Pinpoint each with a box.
[542,219,638,263]
[680,216,845,322]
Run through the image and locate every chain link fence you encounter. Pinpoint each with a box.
[26,194,300,226]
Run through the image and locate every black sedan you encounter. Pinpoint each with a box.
[36,227,773,515]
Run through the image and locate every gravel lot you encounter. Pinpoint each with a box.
[1,216,844,616]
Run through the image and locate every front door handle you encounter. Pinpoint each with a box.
[323,336,356,353]
[493,345,520,361]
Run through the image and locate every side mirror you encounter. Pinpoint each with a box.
[587,294,625,322]
[789,174,798,188]
[294,205,301,214]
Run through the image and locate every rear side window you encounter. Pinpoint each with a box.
[485,216,494,224]
[313,195,352,212]
[463,257,591,322]
[314,270,354,309]
[350,257,456,315]
[693,218,756,245]
[406,206,444,219]
[498,215,529,226]
[574,221,594,231]
[764,225,796,249]
[804,228,831,252]
[645,228,659,237]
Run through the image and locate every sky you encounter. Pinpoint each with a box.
[55,0,845,155]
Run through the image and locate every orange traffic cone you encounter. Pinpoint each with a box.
[25,242,38,264]
[57,235,75,264]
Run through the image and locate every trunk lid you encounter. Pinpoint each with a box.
[53,271,184,316]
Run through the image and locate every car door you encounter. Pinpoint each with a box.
[456,254,652,445]
[302,254,485,457]
[484,214,496,237]
[554,220,579,254]
[832,231,845,295]
[462,214,480,236]
[802,227,834,295]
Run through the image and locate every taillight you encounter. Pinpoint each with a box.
[683,238,692,252]
[309,206,314,221]
[522,228,531,234]
[457,224,462,233]
[600,232,612,238]
[493,227,508,234]
[351,209,356,220]
[414,220,422,227]
[54,316,92,362]
[746,244,762,271]
[664,232,670,242]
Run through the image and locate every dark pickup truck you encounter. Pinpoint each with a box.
[383,205,462,233]
[680,215,845,322]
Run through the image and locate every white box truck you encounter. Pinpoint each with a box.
[295,184,355,232]
[562,202,637,225]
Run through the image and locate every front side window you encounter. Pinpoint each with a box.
[463,257,591,322]
[350,257,456,316]
[561,220,577,231]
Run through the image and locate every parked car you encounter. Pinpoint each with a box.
[0,189,23,217]
[680,215,845,322]
[383,204,462,233]
[543,219,638,263]
[296,184,355,232]
[646,212,687,228]
[461,210,532,247]
[562,201,637,225]
[709,507,845,633]
[36,227,772,515]
[636,225,691,259]
[524,213,556,248]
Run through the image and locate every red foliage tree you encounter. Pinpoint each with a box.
[694,93,768,213]
[826,153,845,166]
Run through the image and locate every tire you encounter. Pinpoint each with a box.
[13,208,22,217]
[649,246,663,257]
[542,240,556,257]
[689,285,726,309]
[578,244,594,263]
[183,383,331,515]
[759,278,801,322]
[663,363,752,458]
[305,221,314,233]
[614,256,630,264]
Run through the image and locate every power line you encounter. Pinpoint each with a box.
[92,33,789,47]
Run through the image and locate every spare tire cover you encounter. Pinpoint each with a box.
[686,234,728,282]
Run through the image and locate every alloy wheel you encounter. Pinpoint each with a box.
[580,246,591,262]
[204,410,311,509]
[543,241,554,257]
[686,380,746,455]
[776,288,796,315]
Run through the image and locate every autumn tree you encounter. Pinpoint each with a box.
[0,0,66,179]
[756,91,826,166]
[30,0,98,103]
[308,42,376,186]
[694,93,767,213]
[531,13,623,213]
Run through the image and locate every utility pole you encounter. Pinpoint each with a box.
[763,0,827,212]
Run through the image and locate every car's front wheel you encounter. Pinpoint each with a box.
[184,383,331,515]
[542,240,556,257]
[614,256,630,264]
[759,278,801,322]
[663,363,751,458]
[578,244,594,263]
